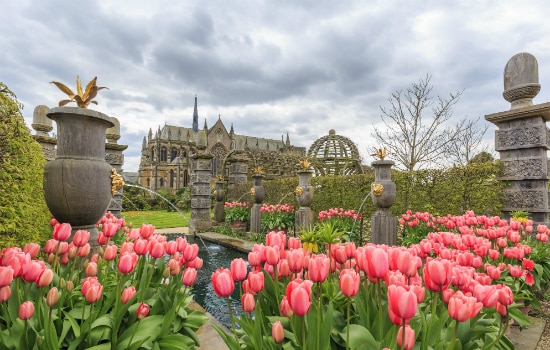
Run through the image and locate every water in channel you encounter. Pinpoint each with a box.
[186,236,246,330]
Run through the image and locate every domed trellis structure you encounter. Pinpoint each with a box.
[307,129,363,176]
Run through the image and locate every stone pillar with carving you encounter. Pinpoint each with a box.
[105,117,128,218]
[228,153,248,200]
[371,160,397,245]
[295,169,315,233]
[31,105,57,160]
[214,179,225,223]
[250,173,265,233]
[190,130,213,232]
[485,52,550,225]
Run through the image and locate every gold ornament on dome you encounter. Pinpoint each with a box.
[110,168,124,196]
[50,76,109,108]
[252,166,264,174]
[250,188,256,196]
[370,147,388,161]
[295,186,304,196]
[371,183,384,197]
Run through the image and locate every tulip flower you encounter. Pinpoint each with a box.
[230,258,248,281]
[103,245,118,261]
[52,223,71,241]
[423,258,452,292]
[46,287,59,307]
[149,241,166,259]
[0,266,14,288]
[118,252,138,274]
[139,223,155,239]
[72,230,90,247]
[85,262,98,277]
[397,324,415,350]
[183,244,199,262]
[241,292,255,313]
[286,279,312,316]
[388,285,418,323]
[23,243,40,259]
[121,286,136,304]
[19,301,34,320]
[448,291,483,322]
[136,302,150,319]
[182,268,198,287]
[23,260,45,283]
[279,296,293,317]
[247,270,264,294]
[0,286,11,302]
[272,320,285,343]
[308,254,330,283]
[339,269,360,297]
[36,268,54,287]
[211,268,235,297]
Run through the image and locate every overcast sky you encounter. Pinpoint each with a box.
[2,0,550,173]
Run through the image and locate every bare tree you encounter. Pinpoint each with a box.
[444,116,490,166]
[373,75,464,172]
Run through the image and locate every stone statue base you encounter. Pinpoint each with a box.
[371,208,397,246]
[295,207,314,233]
[250,203,262,233]
[214,202,225,223]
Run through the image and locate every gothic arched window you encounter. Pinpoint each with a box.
[161,147,167,162]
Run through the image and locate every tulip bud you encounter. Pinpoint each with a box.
[272,321,284,343]
[121,286,136,304]
[46,287,59,307]
[162,267,171,279]
[19,301,34,320]
[136,302,150,319]
[66,280,74,292]
[0,286,11,302]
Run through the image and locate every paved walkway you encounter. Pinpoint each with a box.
[155,227,546,350]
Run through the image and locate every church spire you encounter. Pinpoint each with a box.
[192,95,199,133]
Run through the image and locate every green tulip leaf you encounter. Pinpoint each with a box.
[340,324,378,349]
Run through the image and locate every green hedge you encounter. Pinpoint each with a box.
[0,83,51,247]
[229,161,504,219]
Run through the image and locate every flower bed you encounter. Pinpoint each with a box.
[0,212,206,349]
[210,211,549,349]
[260,204,295,233]
[224,201,251,223]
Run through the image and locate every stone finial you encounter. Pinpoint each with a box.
[503,52,540,109]
[31,105,53,136]
[106,116,121,143]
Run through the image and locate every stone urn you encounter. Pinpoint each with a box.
[43,107,115,235]
[296,170,314,207]
[371,160,396,208]
[252,174,265,204]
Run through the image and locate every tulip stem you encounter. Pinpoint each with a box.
[128,319,141,348]
[274,265,280,309]
[446,321,459,350]
[227,297,237,341]
[401,319,406,350]
[377,281,383,340]
[346,298,350,350]
[301,316,306,348]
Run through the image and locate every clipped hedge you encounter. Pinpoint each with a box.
[0,83,51,246]
[228,161,504,220]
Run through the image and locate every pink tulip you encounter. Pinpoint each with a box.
[230,258,248,281]
[72,230,90,247]
[248,251,261,267]
[121,286,136,304]
[36,268,54,287]
[286,279,312,316]
[23,243,40,259]
[397,324,415,350]
[0,266,14,288]
[211,268,235,297]
[18,301,34,320]
[167,259,181,275]
[81,277,103,303]
[136,302,150,319]
[0,286,11,302]
[448,291,483,322]
[103,245,118,261]
[85,262,98,277]
[279,296,293,317]
[272,320,285,343]
[77,244,91,257]
[388,285,418,324]
[149,241,165,259]
[46,287,59,307]
[265,246,280,266]
[339,268,360,297]
[241,292,255,313]
[186,257,203,270]
[165,241,177,255]
[133,239,148,255]
[182,267,198,287]
[52,223,71,241]
[102,222,119,237]
[118,252,138,274]
[23,260,45,283]
[140,223,155,239]
[183,244,199,262]
[288,237,301,250]
[423,258,452,292]
[308,255,330,283]
[247,270,264,293]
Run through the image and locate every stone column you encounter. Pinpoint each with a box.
[105,117,128,218]
[31,105,57,160]
[295,170,315,232]
[485,52,550,225]
[371,160,397,245]
[228,154,248,200]
[214,180,225,223]
[250,174,265,233]
[190,130,213,232]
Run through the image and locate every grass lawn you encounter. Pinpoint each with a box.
[121,210,190,229]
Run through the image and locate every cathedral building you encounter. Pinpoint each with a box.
[137,97,307,192]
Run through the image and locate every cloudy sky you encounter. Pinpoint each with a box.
[2,0,550,173]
